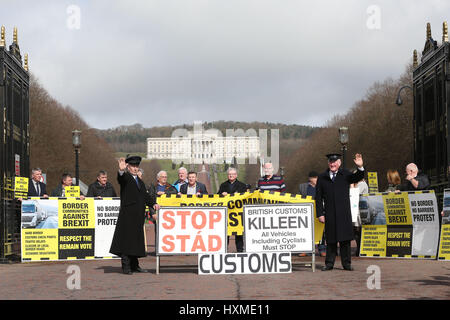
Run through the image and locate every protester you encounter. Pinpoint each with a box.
[396,163,430,191]
[257,162,286,192]
[148,170,177,197]
[28,168,48,198]
[110,155,160,274]
[173,167,188,192]
[298,171,326,257]
[179,171,208,195]
[350,177,368,257]
[50,173,84,198]
[299,171,318,198]
[217,167,248,253]
[87,170,117,198]
[316,153,365,271]
[385,169,402,192]
[218,167,247,195]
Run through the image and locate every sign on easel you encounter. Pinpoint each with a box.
[157,207,227,255]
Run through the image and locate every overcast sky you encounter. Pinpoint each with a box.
[1,0,449,129]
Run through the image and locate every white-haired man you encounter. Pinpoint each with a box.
[172,167,188,192]
[396,163,430,191]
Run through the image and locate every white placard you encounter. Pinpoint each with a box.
[94,199,120,257]
[244,204,314,253]
[158,207,227,255]
[198,252,292,275]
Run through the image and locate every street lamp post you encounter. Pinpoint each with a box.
[395,85,413,106]
[72,130,82,186]
[339,127,349,169]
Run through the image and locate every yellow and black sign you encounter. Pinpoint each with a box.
[65,186,80,198]
[367,172,378,193]
[438,225,450,260]
[21,198,107,262]
[58,198,95,229]
[14,176,29,198]
[360,191,439,259]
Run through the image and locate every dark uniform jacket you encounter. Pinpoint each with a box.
[315,168,364,243]
[28,180,47,197]
[217,179,247,195]
[110,171,156,258]
[87,181,117,197]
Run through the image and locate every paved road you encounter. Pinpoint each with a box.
[0,224,449,301]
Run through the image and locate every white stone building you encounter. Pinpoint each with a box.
[147,131,260,164]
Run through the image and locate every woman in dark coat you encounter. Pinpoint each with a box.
[110,156,159,274]
[315,153,364,271]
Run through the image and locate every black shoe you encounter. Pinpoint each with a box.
[131,267,149,273]
[123,269,133,275]
[343,265,354,271]
[321,265,333,271]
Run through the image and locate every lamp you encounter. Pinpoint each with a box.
[72,130,82,186]
[339,127,349,169]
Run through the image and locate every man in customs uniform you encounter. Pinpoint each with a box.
[315,153,364,271]
[110,155,160,274]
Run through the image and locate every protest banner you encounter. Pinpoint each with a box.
[438,189,450,260]
[64,186,80,198]
[157,207,227,255]
[157,190,323,244]
[21,197,120,261]
[367,172,379,193]
[14,176,29,198]
[198,252,292,275]
[243,203,314,253]
[359,190,440,259]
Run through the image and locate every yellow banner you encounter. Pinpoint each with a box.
[367,172,378,193]
[360,225,387,257]
[15,176,29,198]
[383,192,412,225]
[65,186,80,198]
[438,225,450,260]
[58,198,95,229]
[21,229,58,261]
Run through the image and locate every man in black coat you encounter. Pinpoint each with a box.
[28,168,48,198]
[217,167,248,196]
[87,170,117,198]
[217,167,248,252]
[316,153,364,271]
[110,155,159,274]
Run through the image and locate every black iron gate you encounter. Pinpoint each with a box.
[0,26,30,261]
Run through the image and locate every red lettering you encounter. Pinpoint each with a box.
[161,235,174,252]
[176,211,191,229]
[162,210,175,229]
[192,211,207,229]
[176,235,190,252]
[209,211,221,229]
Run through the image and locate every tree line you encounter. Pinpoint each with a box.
[29,75,121,193]
[284,64,414,193]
